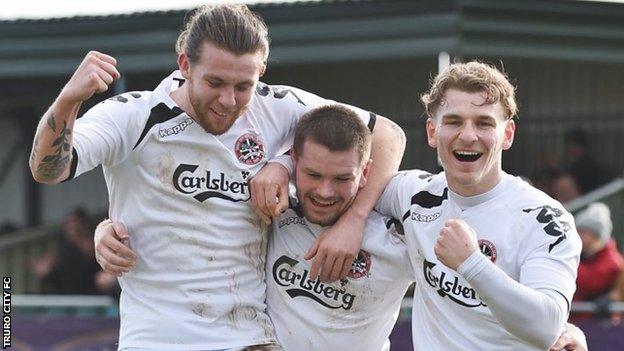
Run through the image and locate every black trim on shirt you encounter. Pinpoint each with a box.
[401,188,448,221]
[133,103,184,150]
[554,289,571,313]
[368,112,377,132]
[61,147,79,183]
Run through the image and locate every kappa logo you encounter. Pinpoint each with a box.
[348,250,372,279]
[159,118,194,138]
[478,239,497,263]
[273,255,355,310]
[522,205,571,253]
[173,164,250,203]
[235,133,265,165]
[423,259,486,308]
[411,211,441,223]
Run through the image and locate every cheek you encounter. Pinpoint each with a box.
[236,91,254,107]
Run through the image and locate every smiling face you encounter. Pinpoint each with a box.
[427,89,515,196]
[293,140,370,226]
[176,41,266,135]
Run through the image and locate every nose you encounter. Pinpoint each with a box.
[218,88,236,109]
[458,121,478,143]
[316,179,335,199]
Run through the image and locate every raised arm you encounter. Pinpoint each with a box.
[29,51,119,184]
[306,116,406,281]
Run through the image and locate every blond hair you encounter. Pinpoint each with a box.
[421,61,518,120]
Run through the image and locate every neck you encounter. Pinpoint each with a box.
[170,87,197,121]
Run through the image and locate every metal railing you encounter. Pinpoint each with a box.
[0,224,61,294]
[565,177,624,249]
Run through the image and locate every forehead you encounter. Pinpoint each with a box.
[191,42,265,81]
[298,140,362,174]
[437,88,506,121]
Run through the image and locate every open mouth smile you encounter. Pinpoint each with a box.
[453,150,482,162]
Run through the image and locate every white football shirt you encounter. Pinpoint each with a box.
[376,171,581,350]
[69,71,372,350]
[266,203,413,351]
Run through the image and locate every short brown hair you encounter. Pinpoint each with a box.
[175,4,270,63]
[293,105,371,165]
[421,61,518,120]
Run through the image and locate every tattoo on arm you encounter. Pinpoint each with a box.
[35,115,72,180]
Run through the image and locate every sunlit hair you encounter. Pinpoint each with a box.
[293,105,371,165]
[175,4,270,63]
[421,61,518,120]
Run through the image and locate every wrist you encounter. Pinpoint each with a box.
[55,91,84,113]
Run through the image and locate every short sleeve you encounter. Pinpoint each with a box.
[70,94,146,179]
[375,170,432,221]
[518,205,582,306]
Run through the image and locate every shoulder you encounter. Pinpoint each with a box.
[387,169,446,196]
[253,82,319,110]
[502,175,581,254]
[85,90,156,121]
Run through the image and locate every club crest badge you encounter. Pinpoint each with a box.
[348,250,372,279]
[478,239,497,263]
[235,133,265,165]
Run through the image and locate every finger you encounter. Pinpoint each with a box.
[95,68,115,86]
[320,255,337,282]
[111,222,129,240]
[305,239,320,260]
[104,235,136,260]
[102,262,130,276]
[90,51,117,66]
[275,183,289,215]
[250,178,272,224]
[309,253,325,281]
[96,59,121,80]
[339,256,352,280]
[90,73,110,94]
[257,210,272,226]
[265,183,278,218]
[99,245,135,267]
[329,256,347,282]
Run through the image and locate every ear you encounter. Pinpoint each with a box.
[502,119,516,150]
[259,64,266,78]
[358,159,373,189]
[426,117,438,148]
[178,53,191,79]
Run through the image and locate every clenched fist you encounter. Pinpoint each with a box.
[434,219,478,271]
[59,51,120,105]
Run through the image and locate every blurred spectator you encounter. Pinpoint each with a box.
[564,128,615,194]
[531,167,560,198]
[574,202,624,302]
[0,221,18,236]
[30,208,101,294]
[95,270,121,298]
[552,171,582,204]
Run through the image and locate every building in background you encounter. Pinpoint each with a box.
[1,0,623,228]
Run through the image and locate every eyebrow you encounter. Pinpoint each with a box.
[202,74,254,86]
[303,167,355,178]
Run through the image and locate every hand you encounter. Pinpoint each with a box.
[549,322,588,351]
[30,251,56,277]
[434,219,478,271]
[305,212,365,282]
[249,162,290,225]
[94,219,136,277]
[58,51,120,105]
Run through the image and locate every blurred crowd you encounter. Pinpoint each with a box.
[28,208,120,298]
